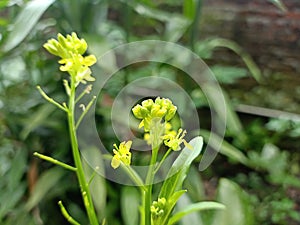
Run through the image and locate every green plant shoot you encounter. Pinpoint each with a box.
[35,32,224,225]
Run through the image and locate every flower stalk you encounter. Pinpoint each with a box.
[36,33,99,225]
[67,78,99,225]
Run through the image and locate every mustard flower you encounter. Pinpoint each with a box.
[132,97,177,132]
[43,32,97,86]
[111,141,132,169]
[162,128,192,151]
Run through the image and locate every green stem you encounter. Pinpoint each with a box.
[122,164,146,191]
[140,190,146,225]
[144,145,159,225]
[75,95,96,129]
[189,0,202,51]
[33,152,77,172]
[153,148,172,174]
[58,201,81,225]
[144,121,161,225]
[68,79,99,225]
[75,84,93,104]
[37,86,68,112]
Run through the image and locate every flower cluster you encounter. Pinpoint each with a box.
[43,32,97,86]
[111,141,132,169]
[151,197,166,220]
[144,122,175,145]
[132,97,177,132]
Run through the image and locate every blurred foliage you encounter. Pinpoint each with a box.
[0,0,299,224]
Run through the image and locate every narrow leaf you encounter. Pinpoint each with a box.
[200,130,249,166]
[121,187,140,225]
[211,178,255,225]
[159,136,203,199]
[25,167,65,211]
[168,201,225,225]
[183,0,196,19]
[2,0,56,52]
[269,0,287,12]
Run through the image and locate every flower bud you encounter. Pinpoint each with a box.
[132,105,148,119]
[165,105,177,121]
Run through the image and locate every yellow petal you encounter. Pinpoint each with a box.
[83,55,97,66]
[124,140,132,150]
[111,156,120,169]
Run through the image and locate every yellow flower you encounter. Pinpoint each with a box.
[132,97,177,132]
[43,33,87,58]
[111,141,132,169]
[162,128,192,151]
[43,32,97,86]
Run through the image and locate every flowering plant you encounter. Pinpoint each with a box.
[35,33,224,225]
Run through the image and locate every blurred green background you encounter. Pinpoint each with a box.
[0,0,299,225]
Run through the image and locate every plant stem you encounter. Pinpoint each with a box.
[189,0,202,51]
[144,120,161,225]
[122,165,146,191]
[153,148,172,174]
[75,95,96,129]
[68,79,99,225]
[58,201,81,225]
[37,86,68,112]
[144,146,158,225]
[33,152,77,172]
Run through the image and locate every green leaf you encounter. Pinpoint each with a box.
[168,190,187,209]
[211,65,248,84]
[25,167,65,211]
[196,38,263,83]
[200,130,249,166]
[157,190,187,225]
[211,178,255,225]
[121,187,140,225]
[20,104,56,140]
[2,0,56,52]
[269,0,287,12]
[2,208,36,225]
[0,147,27,219]
[0,0,9,9]
[8,148,27,189]
[165,16,191,42]
[0,183,26,218]
[159,136,203,200]
[183,166,205,201]
[168,201,225,225]
[202,84,246,142]
[174,194,204,225]
[123,0,191,42]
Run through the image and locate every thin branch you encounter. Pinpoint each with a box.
[121,164,146,191]
[37,86,68,112]
[75,84,93,104]
[34,152,77,172]
[58,201,81,225]
[75,96,96,129]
